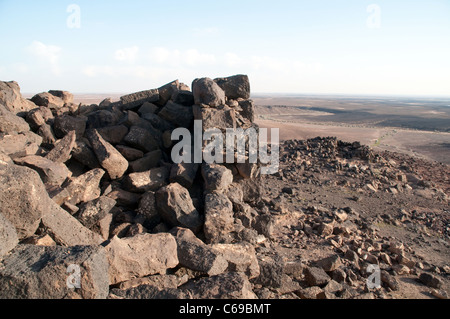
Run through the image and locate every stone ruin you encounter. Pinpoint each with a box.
[0,75,275,299]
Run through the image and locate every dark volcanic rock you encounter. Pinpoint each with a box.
[0,245,109,299]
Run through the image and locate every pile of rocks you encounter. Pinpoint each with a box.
[0,75,272,299]
[280,137,448,202]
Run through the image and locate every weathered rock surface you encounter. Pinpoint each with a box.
[0,212,19,258]
[104,233,178,285]
[203,191,235,243]
[0,245,109,299]
[86,129,128,179]
[14,155,71,186]
[123,166,169,193]
[156,183,202,232]
[171,227,228,276]
[0,81,36,114]
[182,272,257,299]
[45,130,76,163]
[192,77,226,107]
[0,163,49,239]
[214,74,250,100]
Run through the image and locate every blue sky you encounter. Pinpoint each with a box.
[0,0,449,95]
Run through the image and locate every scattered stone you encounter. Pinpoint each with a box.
[304,266,331,287]
[296,286,323,299]
[419,273,443,289]
[316,255,342,272]
[124,166,169,193]
[0,80,36,114]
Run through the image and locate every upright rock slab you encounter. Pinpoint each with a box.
[104,233,179,285]
[87,129,129,179]
[45,130,76,163]
[203,191,235,244]
[0,245,109,299]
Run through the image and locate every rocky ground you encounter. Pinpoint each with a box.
[255,137,449,299]
[0,76,448,300]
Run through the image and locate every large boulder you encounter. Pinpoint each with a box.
[203,191,235,244]
[48,90,74,104]
[170,227,228,276]
[104,233,179,285]
[182,272,257,299]
[0,81,36,114]
[201,163,233,192]
[158,101,193,128]
[155,183,203,232]
[86,129,129,179]
[0,163,49,239]
[120,89,159,110]
[0,131,42,159]
[214,75,250,100]
[45,130,76,163]
[41,205,104,246]
[192,77,226,107]
[0,105,30,134]
[54,114,86,139]
[211,243,260,279]
[123,125,159,153]
[14,155,72,187]
[30,92,65,109]
[0,212,19,258]
[0,245,109,299]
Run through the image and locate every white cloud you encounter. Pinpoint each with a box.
[115,46,139,63]
[27,41,62,75]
